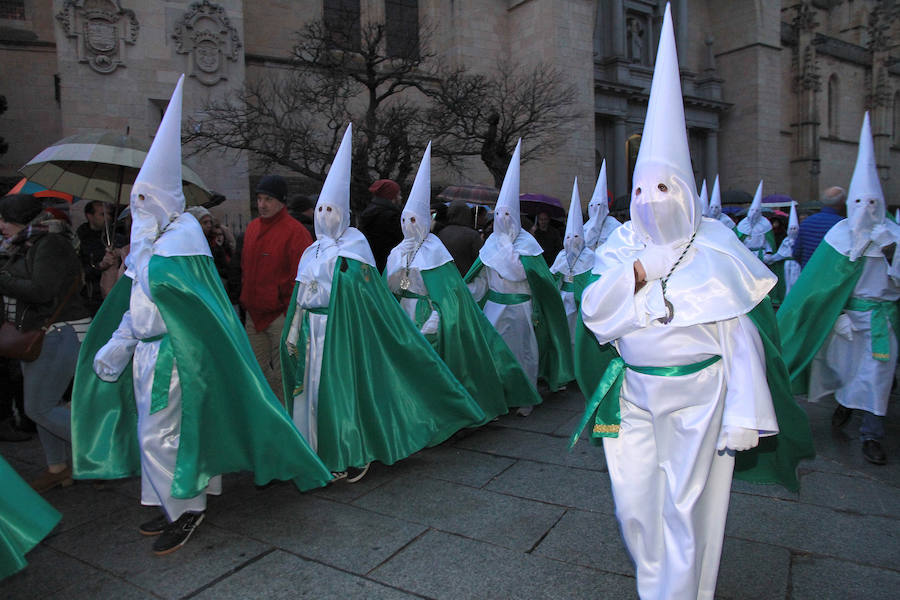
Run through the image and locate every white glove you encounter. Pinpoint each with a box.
[870,223,895,248]
[833,313,854,341]
[420,310,440,335]
[716,426,759,452]
[93,339,136,382]
[636,243,679,281]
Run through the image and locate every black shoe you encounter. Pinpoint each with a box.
[152,511,204,555]
[831,404,852,428]
[862,440,887,465]
[139,514,169,537]
[345,463,370,484]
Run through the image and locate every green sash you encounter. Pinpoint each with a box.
[569,355,722,447]
[845,297,900,361]
[486,290,531,305]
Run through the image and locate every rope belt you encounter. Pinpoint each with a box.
[397,289,428,301]
[486,289,531,305]
[845,297,900,361]
[305,306,329,315]
[569,354,722,448]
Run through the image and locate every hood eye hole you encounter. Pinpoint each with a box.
[855,198,861,203]
[868,199,876,205]
[318,206,323,212]
[657,183,668,192]
[326,206,332,212]
[635,188,642,196]
[410,216,416,223]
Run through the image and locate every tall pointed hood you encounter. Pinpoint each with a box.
[787,201,799,241]
[385,142,452,278]
[493,139,522,243]
[550,178,593,276]
[846,112,885,237]
[698,180,709,216]
[131,75,186,232]
[736,180,771,239]
[629,3,700,247]
[584,159,610,248]
[315,123,352,241]
[707,175,722,218]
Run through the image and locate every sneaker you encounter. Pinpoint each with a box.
[831,404,852,428]
[862,440,887,465]
[139,514,169,536]
[152,512,204,556]
[516,406,533,417]
[29,467,73,493]
[330,471,348,483]
[345,463,370,484]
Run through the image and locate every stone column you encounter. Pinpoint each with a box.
[613,117,628,200]
[675,0,688,65]
[704,129,718,182]
[611,0,625,57]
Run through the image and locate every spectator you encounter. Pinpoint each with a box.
[795,186,846,266]
[187,206,230,292]
[0,194,91,492]
[287,193,316,240]
[358,179,403,272]
[530,210,563,266]
[0,357,30,441]
[239,175,313,404]
[76,200,124,315]
[437,200,483,276]
[430,201,448,235]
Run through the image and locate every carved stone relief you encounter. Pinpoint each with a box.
[56,0,139,74]
[173,0,242,86]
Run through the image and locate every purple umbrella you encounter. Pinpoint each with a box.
[519,193,565,218]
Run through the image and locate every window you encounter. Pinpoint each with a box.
[827,75,839,138]
[386,0,418,59]
[324,0,361,51]
[0,0,25,20]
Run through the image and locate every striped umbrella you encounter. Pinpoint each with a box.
[436,184,499,206]
[19,131,210,206]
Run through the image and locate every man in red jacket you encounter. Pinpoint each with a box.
[240,174,312,404]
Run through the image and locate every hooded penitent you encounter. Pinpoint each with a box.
[478,140,543,280]
[698,180,709,217]
[845,112,890,261]
[385,142,453,287]
[550,178,593,277]
[736,180,772,251]
[584,159,620,249]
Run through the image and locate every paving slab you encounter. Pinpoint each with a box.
[44,574,159,600]
[376,445,516,489]
[45,503,271,599]
[193,550,420,600]
[209,485,428,574]
[725,493,898,570]
[485,459,616,514]
[798,470,900,517]
[495,404,582,435]
[716,537,790,600]
[370,529,638,600]
[452,426,606,471]
[789,554,900,600]
[352,474,565,553]
[41,480,135,534]
[1,544,107,598]
[531,508,634,577]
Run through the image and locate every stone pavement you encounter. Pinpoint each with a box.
[2,388,898,600]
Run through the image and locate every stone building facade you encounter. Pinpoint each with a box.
[0,0,897,228]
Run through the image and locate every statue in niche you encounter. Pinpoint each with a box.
[627,17,645,65]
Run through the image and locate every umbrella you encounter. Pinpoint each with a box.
[5,177,77,203]
[762,194,794,208]
[519,193,565,218]
[436,184,499,206]
[19,131,210,207]
[723,189,752,205]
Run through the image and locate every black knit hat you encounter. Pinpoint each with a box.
[256,175,287,203]
[0,194,44,225]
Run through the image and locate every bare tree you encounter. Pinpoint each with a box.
[184,12,579,204]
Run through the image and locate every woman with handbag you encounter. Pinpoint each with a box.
[0,194,91,492]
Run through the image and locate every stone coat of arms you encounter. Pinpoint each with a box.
[57,0,139,74]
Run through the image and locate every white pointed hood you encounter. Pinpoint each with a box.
[126,75,208,272]
[584,159,620,249]
[297,123,375,282]
[550,178,593,276]
[707,175,722,218]
[736,180,771,239]
[629,3,701,248]
[479,139,542,279]
[698,180,709,216]
[385,142,452,282]
[787,201,799,241]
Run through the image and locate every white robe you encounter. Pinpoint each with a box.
[585,215,622,251]
[809,254,900,416]
[767,238,801,296]
[580,222,778,600]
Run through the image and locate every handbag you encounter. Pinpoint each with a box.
[0,278,81,362]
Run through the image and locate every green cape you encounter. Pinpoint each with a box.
[0,456,61,580]
[769,260,786,306]
[574,292,814,492]
[397,261,542,418]
[464,256,574,390]
[776,242,864,394]
[280,257,486,473]
[72,255,332,498]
